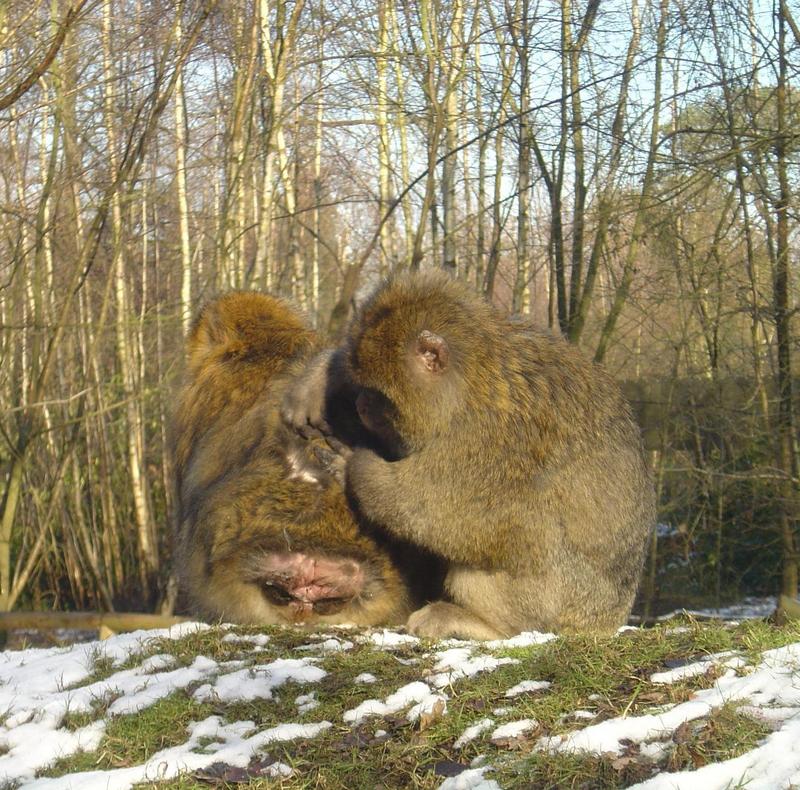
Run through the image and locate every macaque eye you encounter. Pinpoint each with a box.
[261,582,294,606]
[312,597,350,615]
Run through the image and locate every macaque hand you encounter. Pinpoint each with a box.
[312,436,353,486]
[280,350,333,437]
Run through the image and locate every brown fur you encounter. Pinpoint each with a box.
[290,272,656,639]
[171,292,424,627]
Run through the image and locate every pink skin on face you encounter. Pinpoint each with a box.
[256,552,366,622]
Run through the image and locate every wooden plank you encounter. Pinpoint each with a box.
[0,612,191,633]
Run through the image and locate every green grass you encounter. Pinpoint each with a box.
[31,617,800,789]
[48,693,216,777]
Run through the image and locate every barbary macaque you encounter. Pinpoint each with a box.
[171,292,437,627]
[284,271,656,640]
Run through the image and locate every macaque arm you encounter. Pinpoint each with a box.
[346,448,506,567]
[280,349,335,435]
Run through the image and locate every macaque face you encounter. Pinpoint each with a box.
[354,388,407,460]
[185,472,412,627]
[250,551,369,622]
[346,305,454,452]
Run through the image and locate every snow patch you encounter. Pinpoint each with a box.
[491,719,537,741]
[539,642,800,768]
[430,648,518,688]
[649,651,745,684]
[108,655,219,716]
[629,713,800,789]
[220,633,271,648]
[504,680,551,697]
[367,630,420,649]
[485,631,556,649]
[454,718,495,749]
[438,765,501,789]
[295,692,319,714]
[660,596,777,622]
[343,681,441,724]
[0,721,105,785]
[193,657,326,703]
[20,716,331,790]
[297,638,353,652]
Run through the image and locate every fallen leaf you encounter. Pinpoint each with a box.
[491,734,534,750]
[673,720,693,744]
[424,759,470,778]
[611,755,637,771]
[603,752,658,783]
[638,691,669,704]
[193,758,278,785]
[691,750,708,769]
[331,729,372,752]
[619,738,641,756]
[418,698,446,731]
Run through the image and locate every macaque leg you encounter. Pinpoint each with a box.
[406,601,508,641]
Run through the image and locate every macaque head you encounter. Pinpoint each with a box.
[345,272,496,451]
[187,291,312,377]
[185,525,405,627]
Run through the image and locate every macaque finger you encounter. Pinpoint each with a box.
[324,434,352,458]
[296,423,326,441]
[312,445,347,484]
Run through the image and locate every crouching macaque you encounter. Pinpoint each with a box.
[171,292,437,627]
[283,271,656,640]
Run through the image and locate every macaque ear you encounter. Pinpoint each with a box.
[416,330,449,374]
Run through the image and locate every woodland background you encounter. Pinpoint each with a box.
[0,0,799,618]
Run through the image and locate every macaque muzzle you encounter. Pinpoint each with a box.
[256,551,367,622]
[355,389,406,460]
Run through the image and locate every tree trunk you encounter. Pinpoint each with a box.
[774,0,799,598]
[174,10,193,337]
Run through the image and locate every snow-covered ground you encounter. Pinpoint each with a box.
[664,596,779,622]
[540,644,800,789]
[0,618,797,789]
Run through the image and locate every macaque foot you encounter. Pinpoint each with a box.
[406,601,507,641]
[253,552,365,622]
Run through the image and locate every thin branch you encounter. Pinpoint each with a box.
[0,0,90,113]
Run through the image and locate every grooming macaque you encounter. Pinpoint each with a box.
[171,292,437,627]
[284,271,655,640]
